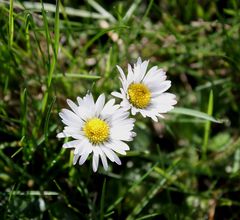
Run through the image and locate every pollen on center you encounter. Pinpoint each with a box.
[128,83,151,109]
[83,118,109,144]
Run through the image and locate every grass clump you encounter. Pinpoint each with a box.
[0,0,240,219]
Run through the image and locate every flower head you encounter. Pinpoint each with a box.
[112,57,177,121]
[57,93,135,172]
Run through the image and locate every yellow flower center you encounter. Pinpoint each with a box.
[83,118,109,144]
[128,83,151,109]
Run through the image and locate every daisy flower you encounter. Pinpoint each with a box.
[112,57,177,121]
[57,93,135,172]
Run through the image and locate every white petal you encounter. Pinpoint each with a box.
[113,140,130,151]
[143,66,165,84]
[149,80,171,94]
[99,148,108,171]
[111,91,123,99]
[57,132,66,138]
[74,146,86,155]
[111,110,130,121]
[102,147,121,165]
[59,109,82,123]
[84,93,94,106]
[131,107,138,115]
[116,65,126,82]
[101,99,119,117]
[95,94,105,116]
[106,142,126,155]
[151,115,158,122]
[111,128,134,141]
[127,64,134,84]
[82,94,95,117]
[73,154,80,165]
[77,96,83,105]
[79,143,93,165]
[66,99,79,115]
[135,60,149,83]
[112,152,121,165]
[61,118,82,128]
[101,147,115,162]
[92,147,100,172]
[137,57,142,65]
[63,140,82,148]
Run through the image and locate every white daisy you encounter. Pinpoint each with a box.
[57,93,135,172]
[112,57,177,121]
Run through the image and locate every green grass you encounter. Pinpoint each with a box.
[1,0,240,219]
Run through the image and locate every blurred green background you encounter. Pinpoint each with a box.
[0,0,240,219]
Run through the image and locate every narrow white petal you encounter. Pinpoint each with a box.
[92,148,100,172]
[112,153,121,165]
[99,148,108,171]
[66,99,79,115]
[74,146,86,155]
[149,80,171,94]
[79,142,93,165]
[63,140,82,148]
[137,57,142,65]
[151,115,158,122]
[131,107,138,115]
[95,94,105,116]
[61,118,82,128]
[57,132,66,138]
[111,91,123,99]
[101,99,119,117]
[60,109,82,123]
[134,60,149,83]
[102,147,121,165]
[113,140,130,151]
[111,129,134,141]
[81,94,95,117]
[127,64,134,83]
[73,154,80,165]
[79,149,90,165]
[101,147,115,162]
[106,142,126,155]
[116,65,126,82]
[77,96,83,105]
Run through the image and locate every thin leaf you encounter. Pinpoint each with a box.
[44,96,56,142]
[21,2,107,19]
[54,0,60,59]
[88,0,116,22]
[8,0,14,47]
[170,107,220,123]
[100,178,106,220]
[54,73,101,80]
[202,90,214,159]
[123,0,142,22]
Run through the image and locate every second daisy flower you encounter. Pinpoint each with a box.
[112,57,177,121]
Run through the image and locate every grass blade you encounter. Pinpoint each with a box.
[202,90,214,159]
[21,1,106,19]
[8,0,14,48]
[54,73,101,80]
[54,0,60,60]
[100,178,106,220]
[123,0,142,22]
[20,88,27,138]
[171,107,220,123]
[88,0,116,22]
[41,0,60,114]
[44,96,56,142]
